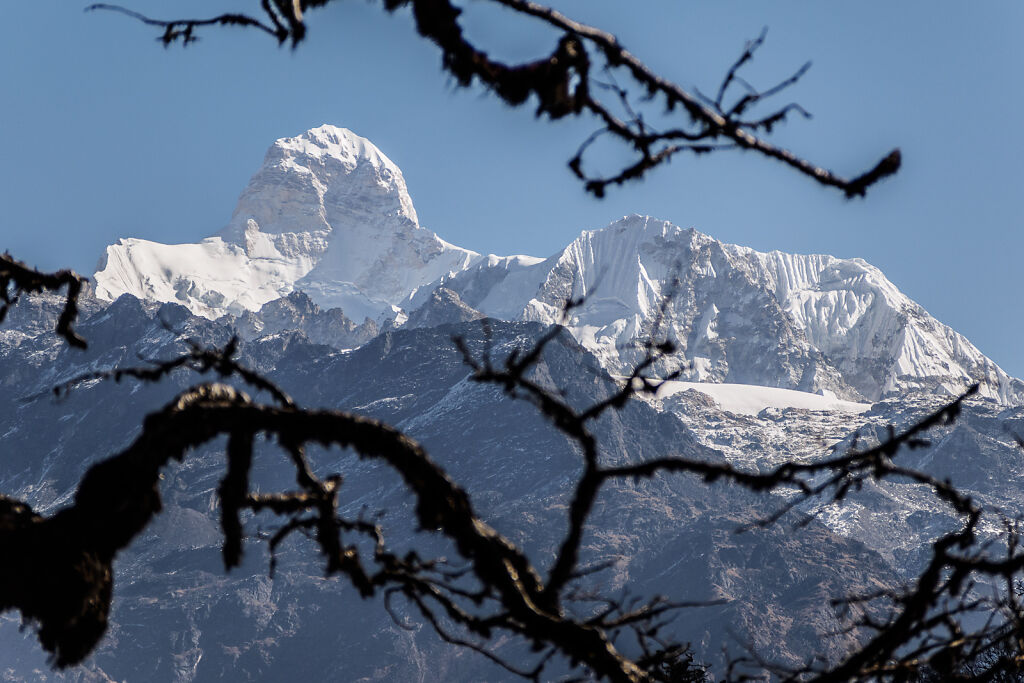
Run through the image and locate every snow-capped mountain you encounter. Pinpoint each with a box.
[94,125,1022,404]
[438,214,1022,403]
[95,125,480,323]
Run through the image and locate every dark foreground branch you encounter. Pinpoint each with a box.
[87,0,900,198]
[0,381,659,681]
[0,253,86,349]
[457,315,1024,680]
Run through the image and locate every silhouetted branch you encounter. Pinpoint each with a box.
[455,303,1024,680]
[85,3,288,45]
[1,371,660,679]
[38,335,294,407]
[0,253,86,349]
[88,0,900,198]
[456,289,685,607]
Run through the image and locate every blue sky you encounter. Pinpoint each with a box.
[2,2,1022,376]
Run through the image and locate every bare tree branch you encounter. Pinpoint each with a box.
[0,253,87,349]
[85,3,288,45]
[87,0,901,198]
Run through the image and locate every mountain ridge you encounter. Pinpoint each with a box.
[95,125,480,323]
[93,125,1022,404]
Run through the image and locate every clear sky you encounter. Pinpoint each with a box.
[2,2,1022,376]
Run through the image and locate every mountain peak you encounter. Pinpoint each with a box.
[431,214,1023,404]
[95,125,476,322]
[280,124,395,166]
[220,124,418,245]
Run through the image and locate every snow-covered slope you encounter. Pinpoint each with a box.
[94,235,310,320]
[92,126,1023,405]
[437,215,1023,404]
[95,125,480,322]
[650,380,870,416]
[726,244,1019,402]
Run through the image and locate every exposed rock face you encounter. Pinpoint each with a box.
[403,287,484,329]
[224,291,378,349]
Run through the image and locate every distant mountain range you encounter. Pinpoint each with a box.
[2,125,1022,681]
[94,125,1022,405]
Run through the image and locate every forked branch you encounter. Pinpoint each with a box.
[86,0,901,198]
[0,253,86,349]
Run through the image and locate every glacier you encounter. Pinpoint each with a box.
[647,380,870,416]
[94,125,1023,405]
